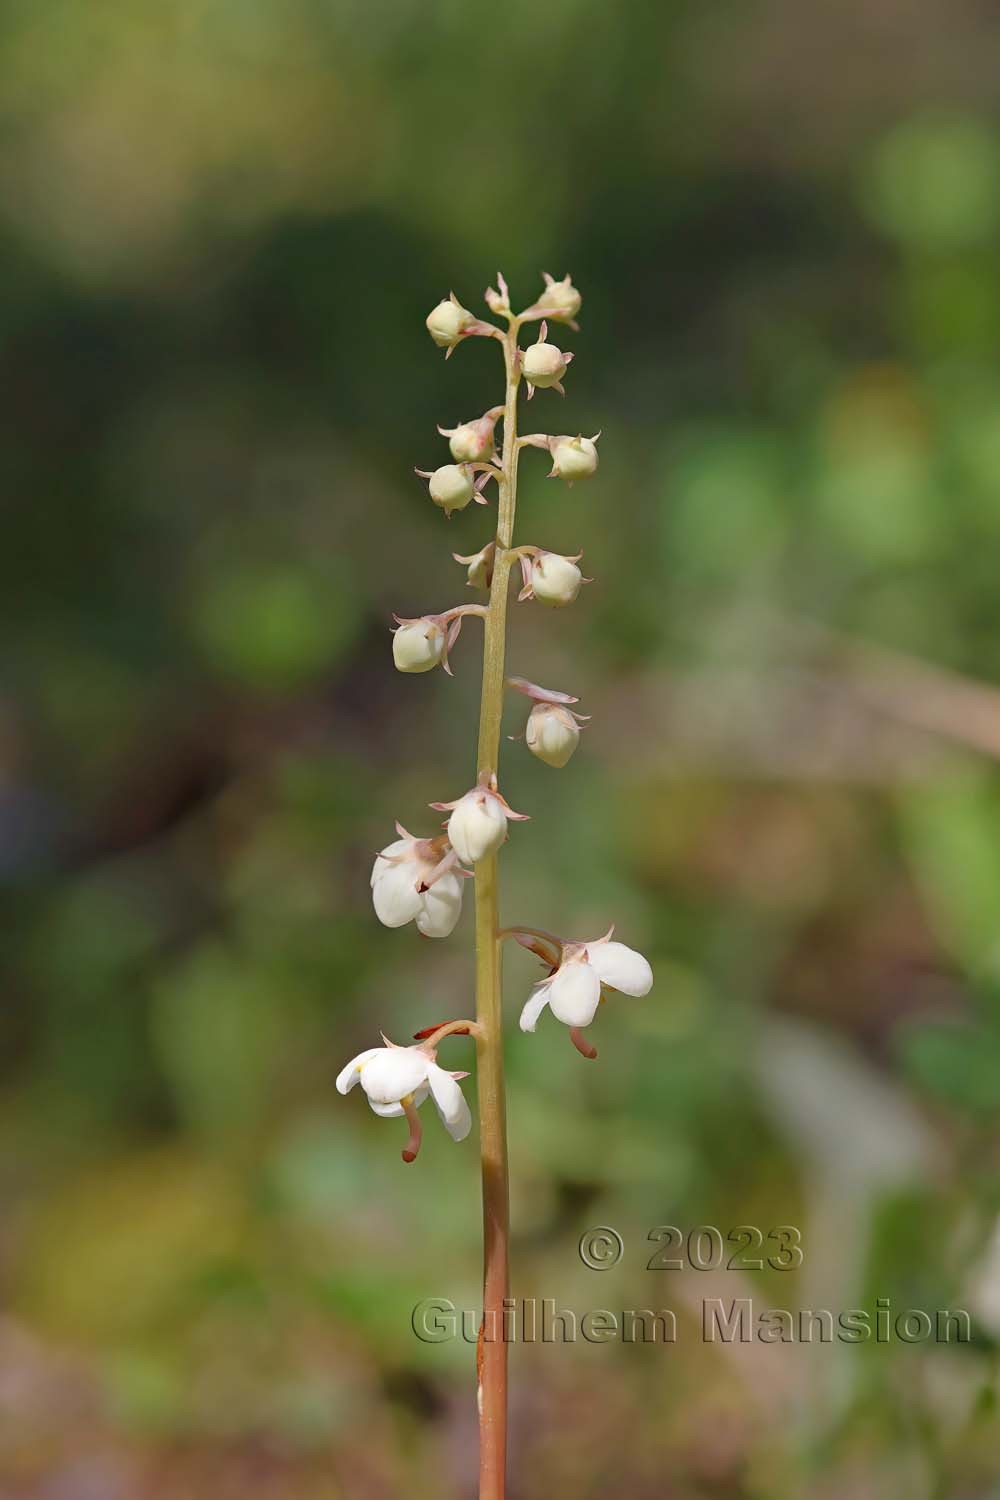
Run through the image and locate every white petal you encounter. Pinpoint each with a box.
[370,839,412,888]
[368,1082,429,1118]
[547,962,602,1027]
[585,940,652,996]
[519,981,553,1033]
[336,1048,382,1094]
[359,1047,429,1105]
[415,872,464,938]
[371,858,423,928]
[426,1063,472,1141]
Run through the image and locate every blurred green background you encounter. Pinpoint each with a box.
[4,1,1000,1495]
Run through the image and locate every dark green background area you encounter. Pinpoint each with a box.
[3,2,1000,1495]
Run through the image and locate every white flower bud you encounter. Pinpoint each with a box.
[439,409,500,464]
[425,464,475,515]
[446,790,508,863]
[522,340,568,391]
[426,294,472,348]
[393,619,445,673]
[454,543,495,591]
[526,703,581,768]
[537,273,582,325]
[530,552,582,608]
[549,434,599,483]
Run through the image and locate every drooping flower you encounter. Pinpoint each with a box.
[518,549,589,608]
[521,321,573,399]
[337,1036,472,1160]
[430,773,529,864]
[534,272,582,329]
[371,824,470,937]
[526,703,582,768]
[426,294,474,348]
[425,293,498,356]
[391,605,487,676]
[547,433,601,483]
[507,676,589,769]
[515,928,653,1053]
[453,541,496,592]
[392,617,447,673]
[438,407,504,464]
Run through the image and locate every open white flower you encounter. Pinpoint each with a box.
[430,774,528,864]
[516,929,653,1050]
[371,825,469,937]
[337,1036,472,1160]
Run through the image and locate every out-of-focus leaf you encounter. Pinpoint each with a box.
[861,115,1000,251]
[897,1020,1000,1115]
[897,774,1000,976]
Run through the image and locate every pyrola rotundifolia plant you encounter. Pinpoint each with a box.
[338,272,653,1499]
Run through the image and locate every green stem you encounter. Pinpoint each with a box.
[474,321,521,1499]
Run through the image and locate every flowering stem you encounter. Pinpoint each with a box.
[473,319,522,1499]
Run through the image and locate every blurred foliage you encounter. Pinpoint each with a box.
[3,0,1000,1496]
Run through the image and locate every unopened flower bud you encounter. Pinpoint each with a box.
[430,778,529,864]
[485,271,511,316]
[417,463,476,516]
[393,618,446,673]
[453,542,495,591]
[448,792,506,862]
[549,433,600,483]
[438,408,502,464]
[526,703,581,768]
[522,325,572,396]
[537,272,582,326]
[530,551,583,607]
[426,293,473,349]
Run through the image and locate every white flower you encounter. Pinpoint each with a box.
[526,702,581,768]
[426,294,473,349]
[415,463,476,516]
[438,408,502,464]
[371,826,468,938]
[525,551,585,608]
[453,542,495,592]
[430,778,529,864]
[518,932,653,1036]
[521,321,573,397]
[392,618,446,673]
[535,272,582,327]
[337,1039,472,1160]
[548,433,600,483]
